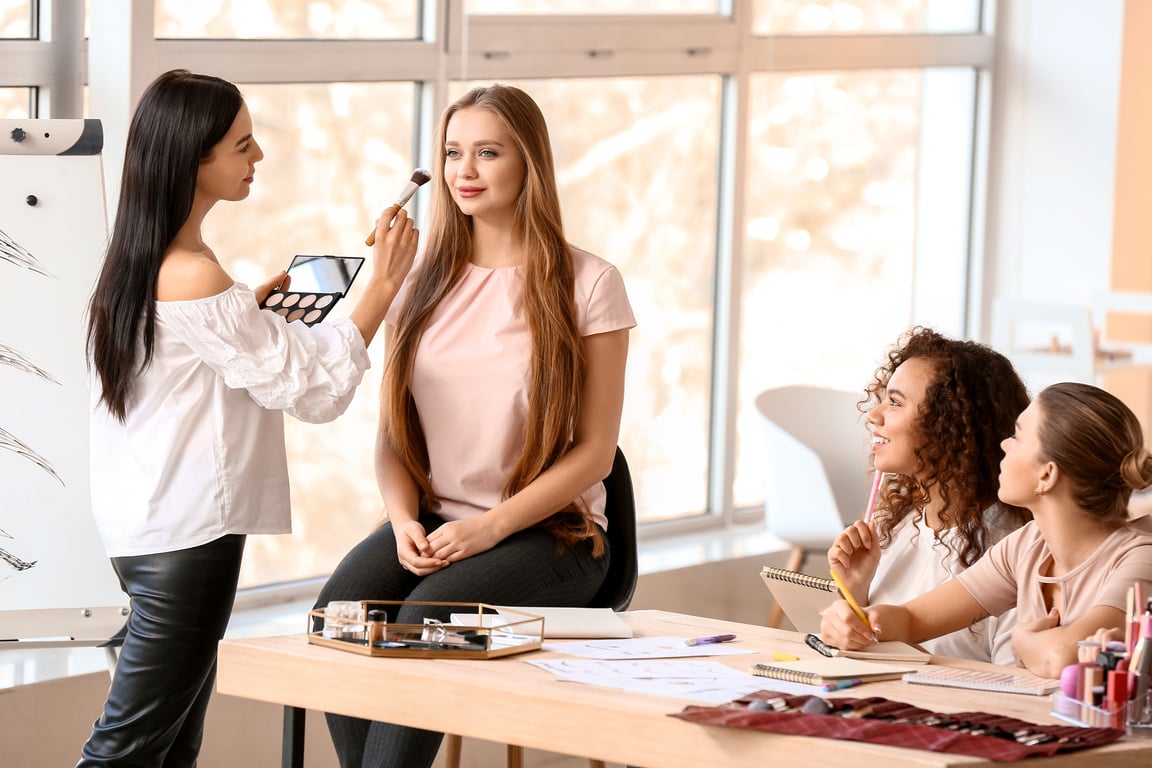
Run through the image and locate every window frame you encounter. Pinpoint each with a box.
[0,0,999,558]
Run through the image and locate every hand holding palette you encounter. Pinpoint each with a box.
[259,254,364,326]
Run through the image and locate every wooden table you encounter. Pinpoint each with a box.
[216,610,1152,767]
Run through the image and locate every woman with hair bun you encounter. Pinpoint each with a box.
[822,382,1152,678]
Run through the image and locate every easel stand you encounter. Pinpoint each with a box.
[0,606,128,678]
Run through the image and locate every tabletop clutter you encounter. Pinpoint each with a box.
[310,597,1152,759]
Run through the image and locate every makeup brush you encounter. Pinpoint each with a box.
[365,168,432,246]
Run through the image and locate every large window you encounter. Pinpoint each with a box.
[0,87,30,117]
[733,68,978,507]
[0,0,32,37]
[155,0,420,39]
[7,0,994,589]
[752,0,981,34]
[465,0,717,13]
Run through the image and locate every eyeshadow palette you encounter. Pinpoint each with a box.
[260,254,364,326]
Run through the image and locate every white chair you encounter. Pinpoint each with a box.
[754,386,872,628]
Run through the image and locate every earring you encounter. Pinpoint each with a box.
[1034,485,1046,496]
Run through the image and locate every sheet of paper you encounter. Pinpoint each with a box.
[527,658,765,703]
[542,636,755,659]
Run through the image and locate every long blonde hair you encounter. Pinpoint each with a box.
[382,84,600,553]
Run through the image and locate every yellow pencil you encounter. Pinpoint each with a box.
[829,567,876,640]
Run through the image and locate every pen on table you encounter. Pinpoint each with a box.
[821,678,863,692]
[684,633,737,647]
[829,567,877,641]
[771,651,800,662]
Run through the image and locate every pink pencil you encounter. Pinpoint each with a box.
[863,469,883,523]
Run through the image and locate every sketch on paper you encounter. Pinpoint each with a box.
[0,225,54,278]
[0,426,63,485]
[1,527,37,576]
[0,342,64,486]
[0,342,60,384]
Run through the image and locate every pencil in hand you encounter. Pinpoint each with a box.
[829,567,877,642]
[863,469,883,523]
[365,167,432,246]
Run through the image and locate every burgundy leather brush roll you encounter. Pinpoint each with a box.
[670,690,1125,761]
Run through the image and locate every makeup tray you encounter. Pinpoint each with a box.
[306,600,544,660]
[260,254,365,326]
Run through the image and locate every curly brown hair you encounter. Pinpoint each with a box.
[865,327,1031,568]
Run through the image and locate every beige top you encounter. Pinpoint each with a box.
[956,515,1152,626]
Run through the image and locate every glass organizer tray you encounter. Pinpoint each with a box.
[306,601,544,659]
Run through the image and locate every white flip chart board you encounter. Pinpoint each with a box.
[0,119,129,645]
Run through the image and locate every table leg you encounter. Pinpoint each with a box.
[283,705,305,768]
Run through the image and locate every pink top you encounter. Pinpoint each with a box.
[956,516,1152,626]
[386,245,635,530]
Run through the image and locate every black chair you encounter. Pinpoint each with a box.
[588,446,639,613]
[445,446,638,768]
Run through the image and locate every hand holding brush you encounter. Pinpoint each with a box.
[366,168,432,246]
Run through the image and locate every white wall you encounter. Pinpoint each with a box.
[983,0,1125,330]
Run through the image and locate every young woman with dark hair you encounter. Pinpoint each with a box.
[80,69,417,767]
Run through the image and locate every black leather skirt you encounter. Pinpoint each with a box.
[77,534,245,768]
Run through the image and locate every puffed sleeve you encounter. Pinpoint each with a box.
[156,284,370,423]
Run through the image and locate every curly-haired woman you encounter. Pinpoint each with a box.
[827,326,1031,664]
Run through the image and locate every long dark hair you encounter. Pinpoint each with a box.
[86,69,243,421]
[867,326,1031,567]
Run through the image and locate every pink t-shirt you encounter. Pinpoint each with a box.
[956,516,1152,627]
[386,245,635,529]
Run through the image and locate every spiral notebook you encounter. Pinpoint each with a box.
[901,667,1060,696]
[750,656,924,686]
[759,565,841,634]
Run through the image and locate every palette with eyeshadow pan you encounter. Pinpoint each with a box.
[259,254,365,326]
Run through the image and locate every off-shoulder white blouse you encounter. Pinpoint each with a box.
[89,283,370,557]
